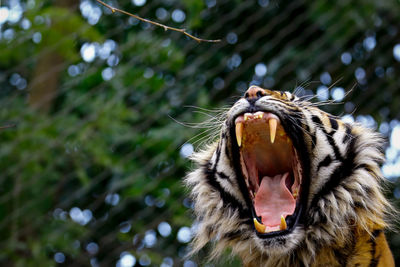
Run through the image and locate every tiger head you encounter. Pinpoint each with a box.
[185,86,392,265]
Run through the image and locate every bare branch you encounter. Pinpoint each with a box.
[95,0,221,43]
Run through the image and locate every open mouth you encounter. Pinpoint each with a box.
[234,111,303,236]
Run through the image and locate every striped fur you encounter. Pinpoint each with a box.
[185,87,395,266]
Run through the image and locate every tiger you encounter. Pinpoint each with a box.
[185,86,395,266]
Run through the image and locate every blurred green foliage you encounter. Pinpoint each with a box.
[0,0,399,266]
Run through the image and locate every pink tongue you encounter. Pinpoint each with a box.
[254,173,295,227]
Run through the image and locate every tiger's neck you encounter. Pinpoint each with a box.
[242,226,394,267]
[312,227,394,267]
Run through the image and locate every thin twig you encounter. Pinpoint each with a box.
[95,0,221,43]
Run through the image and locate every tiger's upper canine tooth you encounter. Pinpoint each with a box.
[280,215,287,230]
[236,122,243,147]
[253,218,266,233]
[269,118,277,143]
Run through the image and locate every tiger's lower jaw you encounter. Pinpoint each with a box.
[250,227,305,255]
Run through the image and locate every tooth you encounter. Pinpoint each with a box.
[293,188,298,199]
[244,114,249,121]
[253,218,266,233]
[236,122,243,147]
[280,215,287,230]
[269,118,277,143]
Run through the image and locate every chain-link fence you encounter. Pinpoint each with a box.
[0,0,399,266]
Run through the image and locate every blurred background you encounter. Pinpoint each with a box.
[0,0,399,266]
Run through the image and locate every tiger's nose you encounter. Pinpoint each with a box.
[244,86,267,101]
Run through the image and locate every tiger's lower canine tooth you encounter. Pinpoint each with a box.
[269,118,277,143]
[253,218,266,233]
[280,215,287,230]
[236,122,243,147]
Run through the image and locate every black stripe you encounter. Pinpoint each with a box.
[372,229,382,238]
[329,116,338,131]
[370,254,381,267]
[216,171,230,180]
[312,115,343,161]
[333,230,356,267]
[213,142,222,170]
[210,142,222,171]
[203,164,248,219]
[353,201,366,209]
[369,229,382,267]
[311,115,323,129]
[310,132,357,208]
[317,155,333,171]
[355,163,369,170]
[333,248,348,266]
[343,123,352,144]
